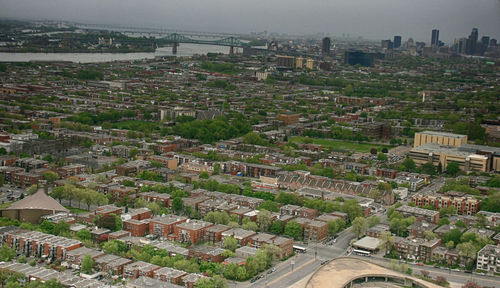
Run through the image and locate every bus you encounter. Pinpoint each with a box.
[352,249,371,257]
[293,245,307,253]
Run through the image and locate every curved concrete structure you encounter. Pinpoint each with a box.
[305,257,440,288]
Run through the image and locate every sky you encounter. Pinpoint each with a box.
[1,0,499,43]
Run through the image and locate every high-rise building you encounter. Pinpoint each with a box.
[344,51,374,67]
[471,28,479,42]
[431,29,439,46]
[295,57,304,69]
[467,28,479,55]
[490,39,497,47]
[393,36,402,48]
[457,38,467,54]
[381,40,393,50]
[481,36,490,48]
[277,55,294,68]
[322,37,331,55]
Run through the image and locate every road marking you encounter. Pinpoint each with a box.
[267,258,316,286]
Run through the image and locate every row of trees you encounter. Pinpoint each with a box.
[50,182,108,210]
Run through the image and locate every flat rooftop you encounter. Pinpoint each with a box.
[352,236,382,251]
[418,131,467,138]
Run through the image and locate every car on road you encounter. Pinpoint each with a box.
[250,277,258,283]
[267,268,276,274]
[417,263,424,266]
[321,260,329,265]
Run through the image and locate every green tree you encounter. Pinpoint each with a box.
[81,254,94,274]
[52,221,70,236]
[40,220,55,234]
[367,216,381,228]
[77,229,91,240]
[199,171,210,179]
[379,231,395,254]
[424,231,438,241]
[256,210,273,232]
[50,186,65,203]
[439,206,457,217]
[270,221,283,235]
[257,200,279,212]
[102,240,127,254]
[446,162,460,176]
[172,197,183,214]
[352,217,368,239]
[223,236,238,252]
[442,229,463,247]
[377,153,388,161]
[196,276,227,288]
[0,245,16,262]
[420,163,437,176]
[284,220,302,240]
[341,199,362,222]
[43,171,59,185]
[401,158,416,172]
[213,163,220,175]
[242,221,258,231]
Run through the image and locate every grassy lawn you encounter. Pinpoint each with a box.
[64,206,89,214]
[0,202,12,209]
[290,137,390,153]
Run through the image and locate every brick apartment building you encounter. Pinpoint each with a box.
[410,192,481,216]
[172,220,213,244]
[11,172,43,188]
[123,261,161,279]
[280,204,319,219]
[109,185,137,202]
[149,215,188,238]
[139,192,171,208]
[153,267,187,284]
[56,164,86,178]
[123,219,149,237]
[94,254,133,276]
[204,224,231,243]
[395,205,440,224]
[0,227,82,261]
[304,220,328,242]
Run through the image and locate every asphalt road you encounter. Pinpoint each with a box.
[243,227,356,288]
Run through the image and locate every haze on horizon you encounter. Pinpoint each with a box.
[1,0,499,44]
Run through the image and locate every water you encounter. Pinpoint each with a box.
[0,43,241,63]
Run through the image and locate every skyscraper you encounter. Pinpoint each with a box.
[322,37,331,55]
[481,36,490,48]
[471,28,479,42]
[393,36,402,48]
[467,28,479,55]
[431,29,439,46]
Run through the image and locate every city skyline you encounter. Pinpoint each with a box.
[1,0,500,43]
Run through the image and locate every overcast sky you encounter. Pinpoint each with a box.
[1,0,499,43]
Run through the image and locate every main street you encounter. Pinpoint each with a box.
[243,226,356,288]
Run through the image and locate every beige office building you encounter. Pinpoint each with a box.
[295,57,304,69]
[409,143,488,173]
[413,131,468,148]
[306,59,315,70]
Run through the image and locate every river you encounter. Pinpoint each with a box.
[0,44,241,63]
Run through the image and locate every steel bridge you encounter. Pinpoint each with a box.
[158,33,245,54]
